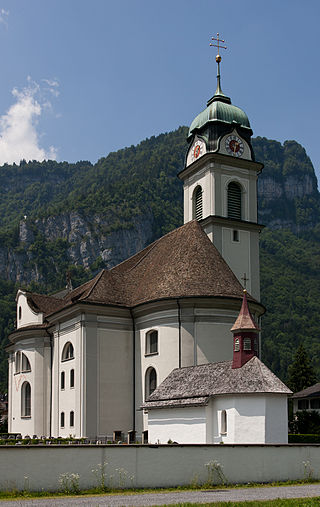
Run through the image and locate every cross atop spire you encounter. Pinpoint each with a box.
[208,33,231,106]
[210,33,227,63]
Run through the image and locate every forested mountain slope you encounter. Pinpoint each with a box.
[0,128,319,388]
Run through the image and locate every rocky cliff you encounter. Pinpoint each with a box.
[0,130,319,288]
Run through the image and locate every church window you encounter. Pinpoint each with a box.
[145,330,158,355]
[227,182,242,220]
[221,410,227,435]
[70,369,75,388]
[234,338,240,352]
[145,367,157,399]
[62,342,74,361]
[233,230,239,242]
[21,381,31,418]
[298,400,309,410]
[193,186,203,221]
[70,411,74,427]
[60,412,65,428]
[18,306,22,320]
[15,351,21,373]
[21,353,31,372]
[243,338,251,351]
[61,371,65,390]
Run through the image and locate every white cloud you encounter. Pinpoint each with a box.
[0,9,9,27]
[0,78,58,165]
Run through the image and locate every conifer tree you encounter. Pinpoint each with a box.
[287,344,317,393]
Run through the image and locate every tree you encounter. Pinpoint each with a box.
[287,344,317,393]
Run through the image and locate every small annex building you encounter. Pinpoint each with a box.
[143,293,292,444]
[292,383,320,414]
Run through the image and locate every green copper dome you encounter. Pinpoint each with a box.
[188,60,251,138]
[189,99,251,137]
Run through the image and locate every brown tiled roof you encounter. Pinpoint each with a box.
[292,382,320,399]
[64,220,253,309]
[230,290,260,332]
[24,220,259,319]
[26,293,63,316]
[142,357,291,409]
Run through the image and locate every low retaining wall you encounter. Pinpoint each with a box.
[1,444,319,491]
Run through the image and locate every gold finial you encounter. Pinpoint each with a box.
[210,33,227,62]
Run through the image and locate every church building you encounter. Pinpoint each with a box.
[7,39,278,441]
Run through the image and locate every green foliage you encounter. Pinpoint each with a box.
[287,344,317,392]
[260,229,320,381]
[288,433,320,443]
[289,411,320,435]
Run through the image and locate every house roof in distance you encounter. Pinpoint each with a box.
[291,383,320,399]
[142,356,292,409]
[20,220,259,321]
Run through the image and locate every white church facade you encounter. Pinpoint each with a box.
[7,46,290,442]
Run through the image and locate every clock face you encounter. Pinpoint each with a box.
[190,139,205,162]
[225,135,244,157]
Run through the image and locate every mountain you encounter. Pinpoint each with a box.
[0,128,319,389]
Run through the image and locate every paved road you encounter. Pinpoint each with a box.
[1,484,320,506]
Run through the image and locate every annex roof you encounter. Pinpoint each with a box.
[291,383,320,399]
[142,356,292,409]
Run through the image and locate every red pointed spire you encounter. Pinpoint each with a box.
[231,290,260,369]
[231,290,260,333]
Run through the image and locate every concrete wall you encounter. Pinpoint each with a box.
[0,445,319,492]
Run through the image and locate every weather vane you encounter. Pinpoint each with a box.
[210,33,227,63]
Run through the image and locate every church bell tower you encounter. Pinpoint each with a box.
[178,34,263,300]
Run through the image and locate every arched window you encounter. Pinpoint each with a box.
[61,371,65,390]
[227,182,242,220]
[62,342,74,361]
[145,367,157,400]
[70,369,75,388]
[221,410,227,435]
[60,412,65,428]
[145,330,158,355]
[234,338,240,352]
[21,381,31,417]
[15,351,21,373]
[21,353,31,372]
[18,306,22,320]
[70,411,74,427]
[193,186,203,221]
[243,337,252,351]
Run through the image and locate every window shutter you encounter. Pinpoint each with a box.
[227,182,242,219]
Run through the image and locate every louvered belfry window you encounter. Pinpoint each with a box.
[193,186,203,221]
[227,182,242,220]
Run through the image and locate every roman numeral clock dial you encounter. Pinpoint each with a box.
[225,135,244,157]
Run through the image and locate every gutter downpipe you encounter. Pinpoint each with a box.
[130,309,136,432]
[49,332,53,438]
[177,299,181,368]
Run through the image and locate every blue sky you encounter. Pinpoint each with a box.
[0,0,319,180]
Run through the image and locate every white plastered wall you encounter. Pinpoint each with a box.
[16,292,43,329]
[9,337,51,437]
[52,319,81,437]
[135,308,180,434]
[148,406,207,444]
